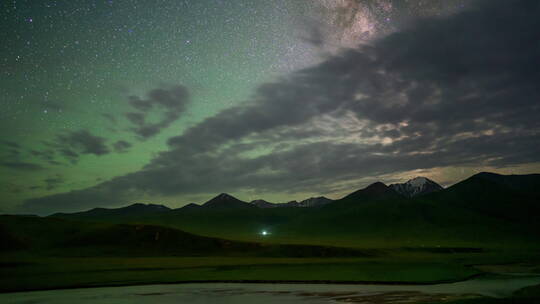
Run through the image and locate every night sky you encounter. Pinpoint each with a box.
[1,0,539,214]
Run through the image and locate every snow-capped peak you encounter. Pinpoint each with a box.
[390,177,443,198]
[408,177,429,188]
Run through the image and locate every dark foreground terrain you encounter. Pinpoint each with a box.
[1,172,539,295]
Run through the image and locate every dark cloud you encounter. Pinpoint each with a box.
[113,140,132,153]
[55,130,110,162]
[4,148,21,159]
[22,183,128,214]
[47,160,63,166]
[31,130,110,165]
[125,112,145,126]
[102,113,118,125]
[1,140,21,150]
[1,162,44,171]
[44,175,65,191]
[299,17,326,47]
[30,149,55,162]
[2,142,63,169]
[22,0,540,214]
[6,183,24,194]
[1,140,22,162]
[59,148,79,163]
[125,85,190,139]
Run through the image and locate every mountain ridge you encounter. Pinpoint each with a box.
[202,193,255,209]
[51,203,170,218]
[41,172,540,248]
[338,181,402,203]
[47,172,540,222]
[263,197,334,208]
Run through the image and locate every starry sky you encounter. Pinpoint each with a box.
[1,0,540,214]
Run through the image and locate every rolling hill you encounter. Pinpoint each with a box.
[0,215,372,258]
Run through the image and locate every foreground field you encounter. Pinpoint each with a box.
[2,249,539,293]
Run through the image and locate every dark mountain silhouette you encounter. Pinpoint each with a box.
[44,172,540,248]
[202,193,255,209]
[470,172,540,196]
[284,200,299,207]
[52,203,170,219]
[283,197,334,208]
[273,173,540,245]
[338,182,401,203]
[178,203,202,210]
[250,199,278,208]
[424,172,540,223]
[253,197,333,208]
[297,196,333,207]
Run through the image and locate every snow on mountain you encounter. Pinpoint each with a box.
[282,197,333,207]
[250,199,278,208]
[390,177,443,198]
[296,196,333,207]
[251,197,333,208]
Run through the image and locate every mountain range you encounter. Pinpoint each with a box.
[50,176,443,215]
[250,197,333,208]
[196,176,444,209]
[3,172,540,253]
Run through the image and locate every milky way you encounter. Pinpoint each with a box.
[313,0,467,49]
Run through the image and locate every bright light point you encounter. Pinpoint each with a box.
[261,230,268,236]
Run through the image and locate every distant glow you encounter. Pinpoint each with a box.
[261,230,268,236]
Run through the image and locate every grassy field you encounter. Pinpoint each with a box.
[0,256,477,292]
[2,248,540,293]
[2,216,540,293]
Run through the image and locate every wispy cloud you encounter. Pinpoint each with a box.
[125,85,190,139]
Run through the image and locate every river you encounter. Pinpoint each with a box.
[1,276,540,304]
